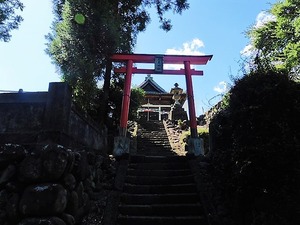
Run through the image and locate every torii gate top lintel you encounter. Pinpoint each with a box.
[111,53,213,65]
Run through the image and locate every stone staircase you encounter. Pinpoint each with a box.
[116,120,209,225]
[117,155,208,225]
[136,120,174,156]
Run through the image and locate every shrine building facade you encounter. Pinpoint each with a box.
[137,75,186,121]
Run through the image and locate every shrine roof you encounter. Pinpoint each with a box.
[138,75,167,94]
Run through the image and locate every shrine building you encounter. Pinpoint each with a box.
[137,75,187,121]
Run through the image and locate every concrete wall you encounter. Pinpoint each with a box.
[0,92,47,145]
[0,82,107,152]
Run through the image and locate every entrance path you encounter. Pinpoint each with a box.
[137,121,175,156]
[115,120,209,225]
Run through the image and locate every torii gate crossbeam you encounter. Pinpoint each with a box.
[111,53,213,157]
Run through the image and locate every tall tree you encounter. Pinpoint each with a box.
[46,0,189,123]
[0,0,24,42]
[248,0,300,78]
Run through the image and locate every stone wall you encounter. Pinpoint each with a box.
[0,143,114,225]
[0,82,107,153]
[0,92,47,144]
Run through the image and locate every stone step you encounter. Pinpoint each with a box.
[117,215,206,225]
[137,141,170,146]
[135,151,175,157]
[137,138,169,142]
[138,145,171,149]
[128,162,189,170]
[130,155,187,163]
[123,183,198,194]
[138,138,169,141]
[118,203,204,216]
[125,174,195,185]
[139,130,166,133]
[138,140,169,143]
[126,168,191,176]
[137,148,173,151]
[137,147,173,152]
[121,193,200,205]
[139,132,167,135]
[138,136,169,139]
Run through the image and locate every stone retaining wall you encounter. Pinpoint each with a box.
[0,82,107,152]
[0,143,113,225]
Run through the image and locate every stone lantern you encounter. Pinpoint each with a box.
[170,83,183,107]
[169,83,188,121]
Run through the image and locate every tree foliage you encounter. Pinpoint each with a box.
[46,0,189,123]
[101,78,145,126]
[248,0,300,78]
[209,71,300,225]
[0,0,24,42]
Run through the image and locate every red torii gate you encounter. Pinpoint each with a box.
[111,53,212,156]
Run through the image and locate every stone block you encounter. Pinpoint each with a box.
[19,155,43,182]
[19,184,67,216]
[113,136,130,157]
[188,138,204,156]
[0,144,27,168]
[18,217,66,225]
[41,145,70,180]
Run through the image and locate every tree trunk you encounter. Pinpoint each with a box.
[101,59,112,124]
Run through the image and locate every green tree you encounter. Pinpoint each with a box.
[47,0,189,123]
[0,0,24,42]
[248,0,300,78]
[102,78,144,126]
[210,71,300,225]
[129,87,145,120]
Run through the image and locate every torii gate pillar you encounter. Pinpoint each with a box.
[110,54,212,157]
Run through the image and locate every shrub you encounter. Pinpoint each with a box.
[209,71,300,225]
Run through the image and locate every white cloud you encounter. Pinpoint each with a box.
[241,44,253,57]
[214,81,229,94]
[254,11,276,29]
[240,43,259,58]
[240,11,276,58]
[165,38,205,55]
[164,38,205,69]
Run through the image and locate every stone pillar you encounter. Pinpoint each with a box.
[38,82,72,145]
[159,106,162,121]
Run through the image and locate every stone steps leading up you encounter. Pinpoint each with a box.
[130,155,186,163]
[126,168,191,176]
[137,121,173,156]
[120,193,200,204]
[117,155,209,225]
[128,161,189,170]
[118,215,207,225]
[125,174,195,185]
[123,183,198,194]
[118,203,204,216]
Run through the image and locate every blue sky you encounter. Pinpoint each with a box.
[0,0,277,115]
